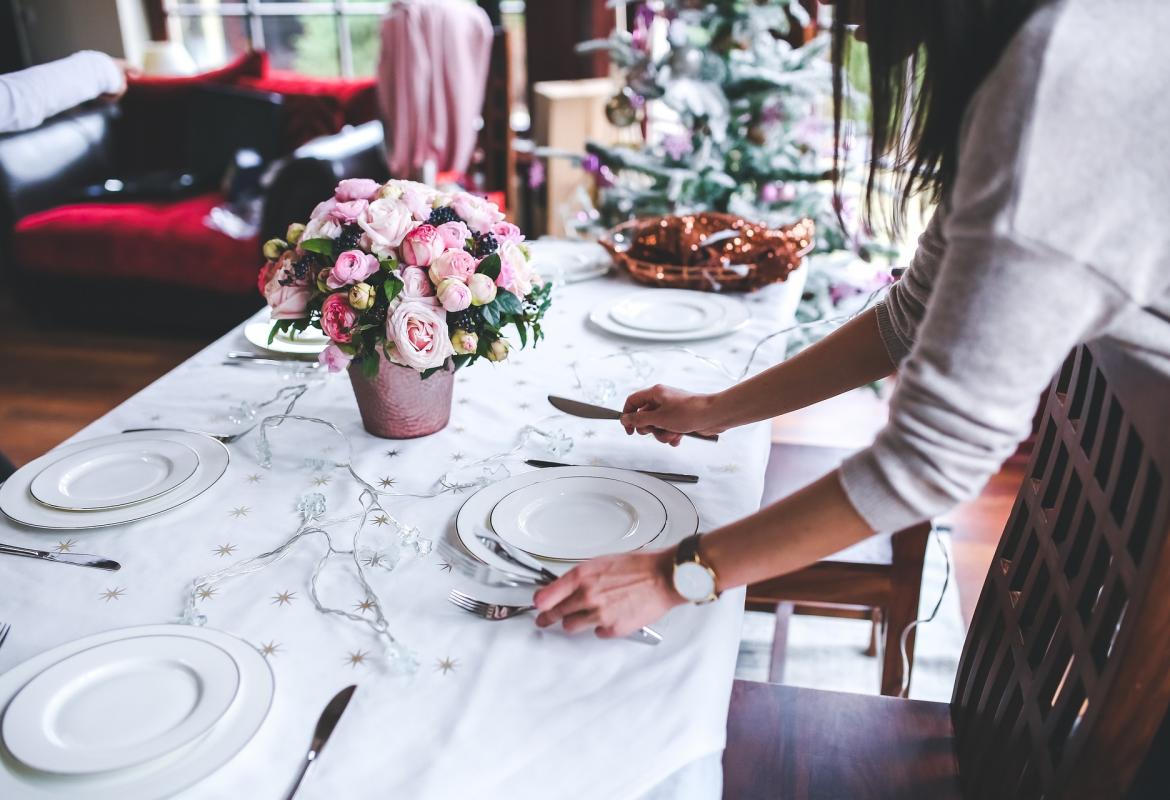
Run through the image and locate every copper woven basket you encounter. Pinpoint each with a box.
[599,212,815,293]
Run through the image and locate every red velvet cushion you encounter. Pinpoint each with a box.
[237,72,377,150]
[13,195,260,294]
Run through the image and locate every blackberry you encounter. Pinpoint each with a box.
[468,232,498,258]
[283,253,318,285]
[427,206,463,227]
[336,224,364,252]
[447,306,483,334]
[367,298,389,324]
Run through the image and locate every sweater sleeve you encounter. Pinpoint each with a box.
[873,207,948,364]
[0,51,124,134]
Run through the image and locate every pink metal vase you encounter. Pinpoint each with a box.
[348,358,455,438]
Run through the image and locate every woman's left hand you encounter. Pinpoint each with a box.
[533,549,686,638]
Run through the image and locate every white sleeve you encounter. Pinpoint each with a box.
[0,51,124,134]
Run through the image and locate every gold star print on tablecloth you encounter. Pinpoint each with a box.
[99,587,125,602]
[378,477,396,489]
[384,449,401,458]
[259,641,281,658]
[271,590,296,606]
[245,473,262,484]
[372,515,390,527]
[583,430,597,439]
[452,425,466,433]
[312,476,331,487]
[55,539,77,553]
[196,586,217,601]
[213,544,237,557]
[437,561,453,573]
[435,656,458,675]
[360,552,387,568]
[346,650,368,668]
[713,464,740,474]
[229,506,250,518]
[353,598,376,613]
[451,452,466,462]
[518,402,531,411]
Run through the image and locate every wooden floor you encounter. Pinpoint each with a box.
[0,315,1017,630]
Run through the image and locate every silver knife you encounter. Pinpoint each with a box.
[525,459,699,484]
[226,351,319,364]
[547,395,719,442]
[0,543,120,571]
[283,684,357,800]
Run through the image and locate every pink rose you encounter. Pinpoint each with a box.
[452,192,505,233]
[318,343,353,373]
[496,241,537,296]
[387,298,453,371]
[401,225,444,267]
[490,221,524,246]
[265,282,310,320]
[359,198,417,257]
[335,178,382,202]
[398,267,437,302]
[428,249,477,285]
[330,199,368,224]
[302,215,342,241]
[380,180,440,220]
[435,220,471,250]
[320,293,358,343]
[310,197,337,219]
[327,249,379,289]
[467,272,497,306]
[436,277,472,312]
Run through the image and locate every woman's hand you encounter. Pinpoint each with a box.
[620,385,727,446]
[533,549,686,638]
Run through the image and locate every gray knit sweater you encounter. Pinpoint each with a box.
[838,0,1170,533]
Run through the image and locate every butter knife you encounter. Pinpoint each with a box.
[283,684,357,800]
[525,459,699,484]
[547,395,719,442]
[0,543,120,571]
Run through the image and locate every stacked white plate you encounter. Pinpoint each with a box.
[0,431,230,530]
[243,316,330,355]
[0,624,273,798]
[456,466,699,573]
[528,238,613,284]
[589,289,750,342]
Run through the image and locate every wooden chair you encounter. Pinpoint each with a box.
[746,444,931,696]
[723,342,1170,799]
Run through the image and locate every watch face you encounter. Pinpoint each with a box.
[674,561,715,603]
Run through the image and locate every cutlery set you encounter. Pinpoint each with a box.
[548,395,719,442]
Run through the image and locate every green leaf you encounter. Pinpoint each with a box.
[359,353,380,379]
[481,302,501,328]
[267,319,294,344]
[477,253,501,281]
[493,290,522,315]
[300,238,337,257]
[515,321,527,349]
[451,354,474,371]
[383,276,404,304]
[379,256,399,272]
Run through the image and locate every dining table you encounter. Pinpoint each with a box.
[0,264,805,799]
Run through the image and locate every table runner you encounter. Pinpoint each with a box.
[0,270,802,799]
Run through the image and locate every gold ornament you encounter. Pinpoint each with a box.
[605,91,639,127]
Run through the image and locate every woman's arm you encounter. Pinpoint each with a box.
[0,52,125,134]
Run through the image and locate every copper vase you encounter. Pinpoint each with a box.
[348,357,455,438]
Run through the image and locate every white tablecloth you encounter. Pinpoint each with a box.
[0,270,802,799]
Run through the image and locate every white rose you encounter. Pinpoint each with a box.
[359,198,418,257]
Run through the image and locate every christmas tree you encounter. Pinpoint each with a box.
[570,0,895,351]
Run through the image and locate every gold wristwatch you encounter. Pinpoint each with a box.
[673,534,719,604]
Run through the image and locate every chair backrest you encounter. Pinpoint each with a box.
[950,342,1170,799]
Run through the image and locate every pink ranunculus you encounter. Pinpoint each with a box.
[429,248,477,285]
[490,221,524,246]
[359,198,417,257]
[329,199,369,224]
[494,241,532,294]
[310,197,337,220]
[452,192,505,233]
[318,343,353,373]
[435,220,471,250]
[401,225,444,267]
[326,249,379,289]
[467,272,497,306]
[436,277,472,313]
[398,267,437,302]
[335,178,382,202]
[387,298,453,371]
[320,293,358,343]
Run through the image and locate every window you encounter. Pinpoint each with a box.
[164,1,391,78]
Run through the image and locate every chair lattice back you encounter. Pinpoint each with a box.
[951,342,1170,799]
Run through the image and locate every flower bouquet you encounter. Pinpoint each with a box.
[258,179,551,437]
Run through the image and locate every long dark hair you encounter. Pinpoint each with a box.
[832,0,1043,235]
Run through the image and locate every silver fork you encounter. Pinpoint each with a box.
[122,425,252,445]
[437,540,543,587]
[0,622,10,654]
[448,589,535,620]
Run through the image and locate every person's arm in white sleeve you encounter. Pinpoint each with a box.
[0,51,126,134]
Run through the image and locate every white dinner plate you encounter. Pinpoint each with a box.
[29,439,200,512]
[455,466,698,576]
[589,290,750,342]
[2,635,240,775]
[0,431,230,530]
[528,238,613,284]
[243,319,329,355]
[0,624,273,800]
[608,293,727,333]
[490,476,668,561]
